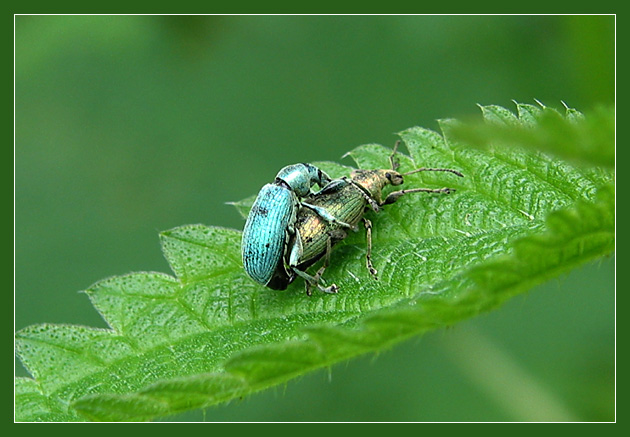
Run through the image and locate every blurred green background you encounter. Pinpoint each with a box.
[15,15,614,421]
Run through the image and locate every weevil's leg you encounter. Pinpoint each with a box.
[389,140,401,171]
[311,228,345,283]
[362,218,378,280]
[287,230,304,269]
[312,178,348,196]
[301,202,357,231]
[312,233,333,286]
[286,194,299,235]
[292,268,338,295]
[288,230,338,295]
[382,187,456,205]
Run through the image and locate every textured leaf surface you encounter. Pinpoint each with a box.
[15,103,614,421]
[451,103,615,168]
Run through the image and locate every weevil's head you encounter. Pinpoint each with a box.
[351,168,404,186]
[276,163,331,197]
[382,169,405,186]
[350,168,405,201]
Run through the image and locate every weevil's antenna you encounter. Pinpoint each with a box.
[402,167,464,178]
[389,140,401,171]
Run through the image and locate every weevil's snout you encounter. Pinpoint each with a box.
[384,170,404,186]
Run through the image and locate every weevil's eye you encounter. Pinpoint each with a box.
[385,172,392,180]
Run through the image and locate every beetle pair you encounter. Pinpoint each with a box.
[241,141,463,295]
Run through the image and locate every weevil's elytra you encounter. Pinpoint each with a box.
[242,184,296,286]
[265,140,464,295]
[255,206,269,217]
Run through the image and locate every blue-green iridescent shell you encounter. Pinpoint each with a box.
[241,184,296,285]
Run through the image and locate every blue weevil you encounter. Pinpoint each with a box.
[274,141,464,295]
[241,163,354,289]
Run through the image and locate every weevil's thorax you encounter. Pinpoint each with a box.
[350,169,404,202]
[276,163,330,197]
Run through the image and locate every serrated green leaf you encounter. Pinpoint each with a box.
[15,103,614,421]
[450,102,615,168]
[15,377,82,422]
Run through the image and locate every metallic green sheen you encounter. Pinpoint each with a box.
[294,178,366,268]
